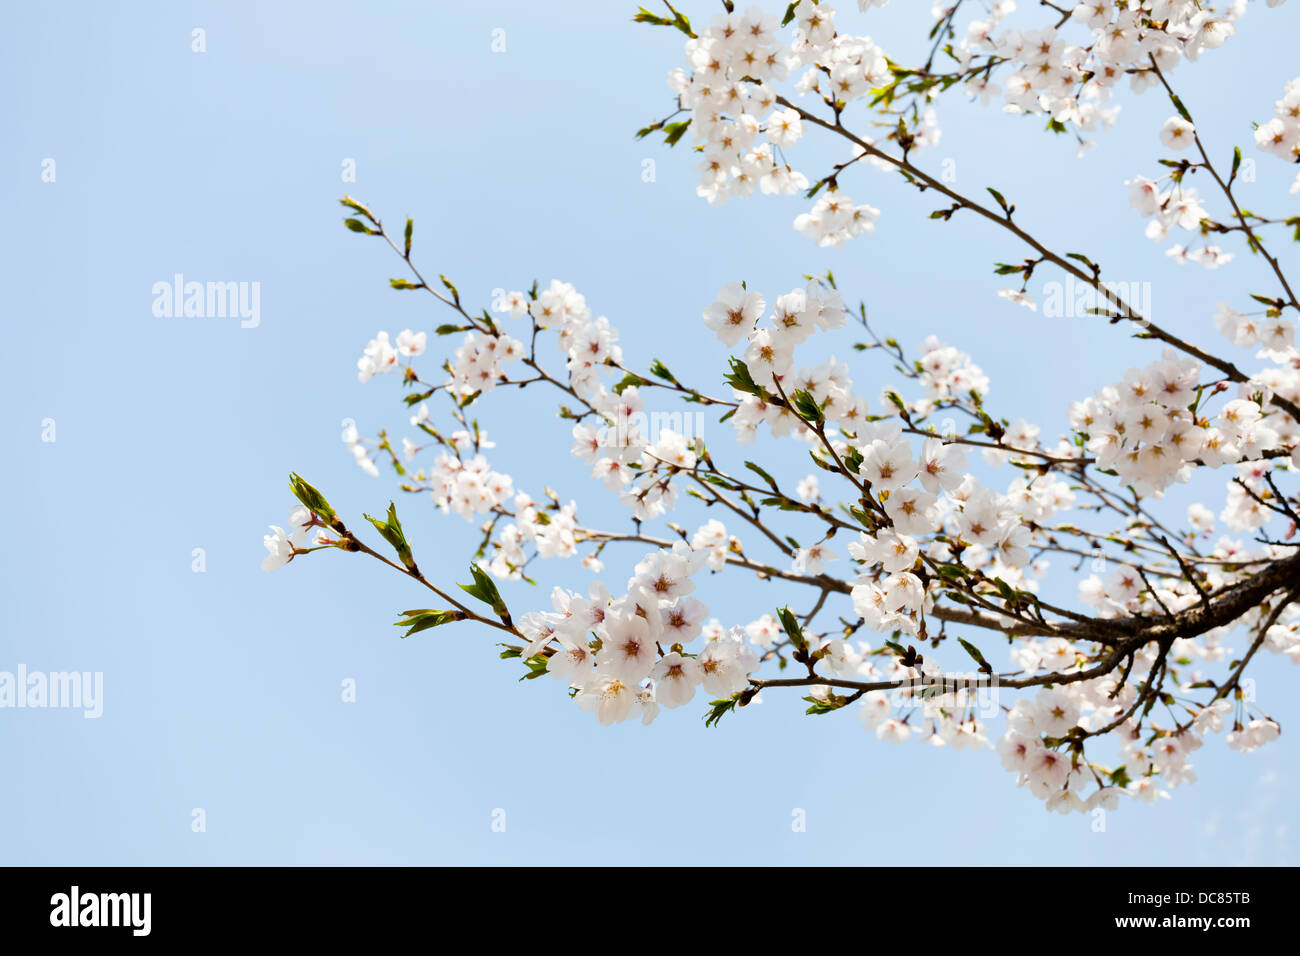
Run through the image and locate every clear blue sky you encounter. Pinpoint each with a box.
[2,0,1296,865]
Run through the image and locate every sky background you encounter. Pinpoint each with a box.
[2,0,1297,866]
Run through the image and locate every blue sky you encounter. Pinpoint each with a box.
[2,0,1297,865]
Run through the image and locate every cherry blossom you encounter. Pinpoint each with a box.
[264,5,1300,820]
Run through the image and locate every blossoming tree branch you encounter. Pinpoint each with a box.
[262,0,1300,815]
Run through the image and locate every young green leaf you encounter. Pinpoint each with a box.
[777,606,808,652]
[744,461,779,490]
[364,501,415,570]
[957,637,994,675]
[393,609,464,637]
[703,695,739,728]
[459,563,511,622]
[724,356,762,396]
[289,473,338,526]
[662,120,692,147]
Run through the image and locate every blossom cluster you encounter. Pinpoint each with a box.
[449,331,526,397]
[1124,174,1235,269]
[1123,73,1300,268]
[518,542,760,725]
[662,1,1264,251]
[1255,75,1300,194]
[1070,350,1230,491]
[356,329,426,382]
[666,3,898,242]
[999,668,1282,813]
[260,505,322,572]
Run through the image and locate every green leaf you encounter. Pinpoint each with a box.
[288,473,337,526]
[612,372,646,395]
[808,450,839,473]
[518,654,550,681]
[459,562,510,621]
[343,218,377,235]
[847,505,877,531]
[632,7,673,26]
[1168,92,1193,124]
[363,501,416,570]
[393,609,463,637]
[777,606,807,652]
[986,187,1012,216]
[439,274,460,306]
[632,4,695,37]
[790,388,825,427]
[723,356,762,397]
[663,120,692,147]
[403,218,414,257]
[803,695,847,715]
[703,695,740,728]
[339,196,374,219]
[760,495,805,512]
[744,461,779,490]
[956,637,993,675]
[648,359,676,382]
